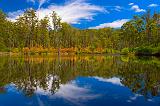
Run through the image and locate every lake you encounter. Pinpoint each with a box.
[0,55,160,106]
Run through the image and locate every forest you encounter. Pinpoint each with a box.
[0,9,160,56]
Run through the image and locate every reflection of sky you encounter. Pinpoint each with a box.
[0,77,159,106]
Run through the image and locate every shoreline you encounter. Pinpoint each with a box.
[0,51,159,58]
[0,51,120,56]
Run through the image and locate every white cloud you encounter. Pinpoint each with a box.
[131,5,146,12]
[148,4,159,7]
[7,10,24,22]
[37,0,106,24]
[8,0,106,25]
[27,0,49,8]
[39,0,48,8]
[93,77,123,86]
[89,19,129,29]
[114,6,122,12]
[27,0,35,3]
[129,3,134,6]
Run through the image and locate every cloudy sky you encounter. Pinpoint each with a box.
[0,0,159,29]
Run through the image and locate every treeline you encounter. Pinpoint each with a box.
[0,9,160,55]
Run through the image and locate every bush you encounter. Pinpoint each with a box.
[152,47,160,56]
[89,46,96,53]
[12,48,19,53]
[0,43,9,52]
[134,46,153,56]
[121,48,129,55]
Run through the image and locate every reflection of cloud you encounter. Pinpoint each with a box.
[147,99,154,102]
[127,100,132,102]
[127,94,143,102]
[93,77,123,86]
[130,94,141,100]
[127,94,155,103]
[54,81,101,106]
[36,80,101,106]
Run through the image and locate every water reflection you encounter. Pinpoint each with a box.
[0,56,160,106]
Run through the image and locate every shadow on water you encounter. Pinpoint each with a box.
[0,55,160,105]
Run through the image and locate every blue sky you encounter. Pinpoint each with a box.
[0,0,159,29]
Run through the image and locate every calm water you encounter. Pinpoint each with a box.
[0,55,160,106]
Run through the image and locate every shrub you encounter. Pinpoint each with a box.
[152,47,160,56]
[12,48,19,53]
[121,48,129,55]
[89,46,96,53]
[0,43,9,52]
[23,47,30,53]
[134,46,153,56]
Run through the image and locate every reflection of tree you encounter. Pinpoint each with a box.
[0,56,160,98]
[50,75,61,94]
[0,87,6,94]
[119,57,160,98]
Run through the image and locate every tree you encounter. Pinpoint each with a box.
[39,16,50,48]
[51,11,62,55]
[22,9,38,48]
